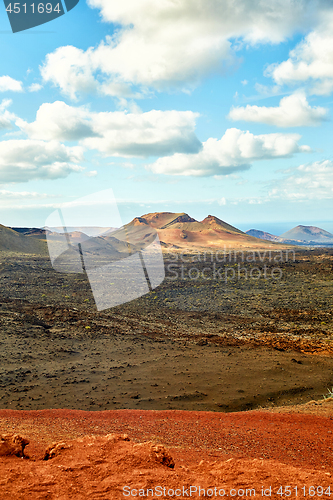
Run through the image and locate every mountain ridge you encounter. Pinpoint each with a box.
[280,225,333,243]
[7,212,322,253]
[246,225,333,245]
[124,212,286,250]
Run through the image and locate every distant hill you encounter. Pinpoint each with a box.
[280,225,333,243]
[246,225,333,246]
[0,225,47,254]
[246,229,280,242]
[11,227,49,235]
[11,227,52,240]
[44,227,116,237]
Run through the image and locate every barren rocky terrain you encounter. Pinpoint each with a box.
[0,248,333,412]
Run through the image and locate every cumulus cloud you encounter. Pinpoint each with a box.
[17,101,202,157]
[41,46,97,100]
[28,83,43,92]
[0,76,23,93]
[41,0,329,97]
[83,110,201,157]
[267,14,333,95]
[0,99,18,130]
[228,92,328,127]
[0,140,84,182]
[269,160,333,200]
[17,101,94,141]
[147,128,310,176]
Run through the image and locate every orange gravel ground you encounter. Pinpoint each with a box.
[0,403,333,499]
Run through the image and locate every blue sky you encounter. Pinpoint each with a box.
[0,0,333,235]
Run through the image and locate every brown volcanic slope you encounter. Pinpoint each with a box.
[126,212,289,250]
[0,225,47,254]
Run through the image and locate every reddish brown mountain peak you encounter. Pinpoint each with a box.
[172,214,197,224]
[159,213,197,229]
[137,212,197,229]
[151,213,167,219]
[132,217,148,226]
[141,212,174,219]
[201,215,225,225]
[200,215,245,235]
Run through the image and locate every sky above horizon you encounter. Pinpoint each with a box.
[0,0,333,235]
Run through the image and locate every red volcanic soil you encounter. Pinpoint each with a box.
[129,211,289,250]
[0,404,333,499]
[157,226,264,249]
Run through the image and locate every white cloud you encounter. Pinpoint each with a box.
[17,101,94,141]
[254,83,282,96]
[86,170,97,177]
[228,92,328,127]
[87,0,323,44]
[0,99,11,112]
[41,46,97,100]
[28,83,43,92]
[120,162,135,169]
[84,109,201,157]
[147,128,310,176]
[0,99,17,130]
[0,190,52,200]
[267,14,333,95]
[0,76,23,93]
[268,160,333,200]
[17,101,202,157]
[0,140,84,182]
[41,0,329,97]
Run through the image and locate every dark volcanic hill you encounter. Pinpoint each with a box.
[280,225,333,243]
[246,229,280,242]
[11,227,52,240]
[0,225,47,254]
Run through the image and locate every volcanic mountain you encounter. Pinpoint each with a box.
[245,229,280,242]
[279,225,333,243]
[122,212,287,250]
